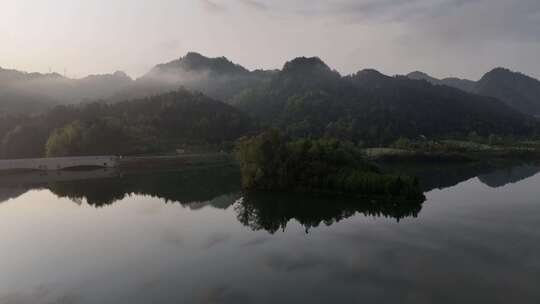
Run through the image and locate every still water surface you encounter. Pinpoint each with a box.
[0,164,539,304]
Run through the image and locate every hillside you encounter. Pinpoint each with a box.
[475,68,540,115]
[234,58,536,144]
[0,89,255,159]
[407,68,540,115]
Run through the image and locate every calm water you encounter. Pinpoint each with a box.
[0,163,539,304]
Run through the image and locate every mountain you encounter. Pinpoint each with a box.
[348,72,534,141]
[120,52,275,103]
[0,67,61,114]
[407,71,441,84]
[74,71,133,101]
[407,68,540,115]
[2,54,539,146]
[475,68,540,115]
[234,58,536,143]
[407,71,476,92]
[0,67,134,113]
[233,57,351,124]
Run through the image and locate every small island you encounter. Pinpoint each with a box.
[235,130,425,201]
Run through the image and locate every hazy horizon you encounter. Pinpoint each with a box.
[2,0,539,80]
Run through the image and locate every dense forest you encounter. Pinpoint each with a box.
[0,90,255,158]
[1,52,540,159]
[233,58,537,145]
[235,130,424,200]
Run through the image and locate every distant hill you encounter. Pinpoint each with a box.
[117,52,276,103]
[407,71,476,92]
[0,67,133,113]
[407,68,540,115]
[475,68,540,115]
[234,58,536,143]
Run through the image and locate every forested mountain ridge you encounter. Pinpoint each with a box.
[2,53,539,153]
[407,68,540,115]
[4,53,539,120]
[233,58,536,144]
[0,89,256,159]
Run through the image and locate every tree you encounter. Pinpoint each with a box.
[45,121,83,157]
[393,137,411,149]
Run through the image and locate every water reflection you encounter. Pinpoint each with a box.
[48,166,242,207]
[0,166,426,233]
[0,169,119,203]
[0,166,242,207]
[2,162,540,303]
[379,161,540,191]
[236,192,424,233]
[478,164,540,188]
[0,162,538,233]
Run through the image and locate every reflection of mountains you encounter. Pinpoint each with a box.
[235,192,424,234]
[478,165,540,188]
[0,166,242,208]
[48,166,242,207]
[0,187,31,203]
[2,162,539,231]
[0,169,120,203]
[379,162,540,192]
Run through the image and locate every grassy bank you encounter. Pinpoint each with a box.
[364,139,540,162]
[119,153,235,171]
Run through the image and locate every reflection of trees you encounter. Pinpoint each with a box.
[235,192,425,234]
[47,166,241,207]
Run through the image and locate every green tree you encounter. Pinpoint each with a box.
[45,121,84,157]
[393,137,411,149]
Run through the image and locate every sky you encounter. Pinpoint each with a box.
[1,0,539,80]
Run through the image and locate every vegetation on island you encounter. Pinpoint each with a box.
[235,130,424,200]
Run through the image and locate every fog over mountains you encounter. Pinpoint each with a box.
[2,52,540,117]
[0,66,133,113]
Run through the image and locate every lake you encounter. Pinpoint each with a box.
[0,163,539,304]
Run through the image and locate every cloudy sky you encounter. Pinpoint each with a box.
[1,0,539,79]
